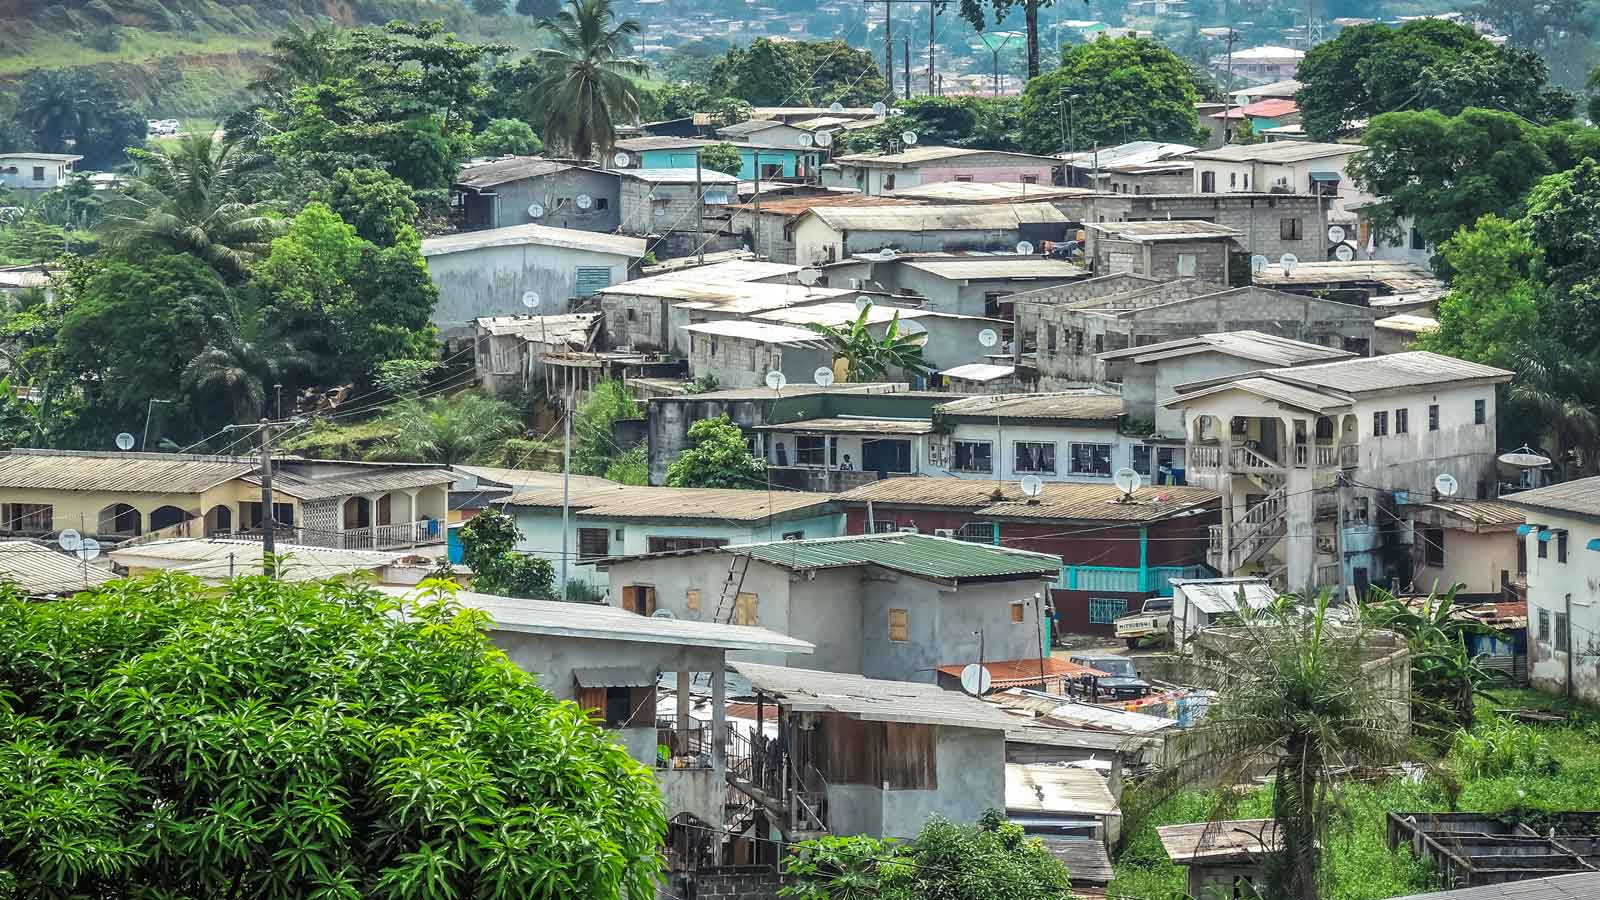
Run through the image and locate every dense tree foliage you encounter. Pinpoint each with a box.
[710,38,887,107]
[699,142,743,175]
[1017,38,1204,155]
[460,508,559,598]
[528,0,648,158]
[664,415,765,489]
[474,118,545,156]
[571,379,640,476]
[0,573,659,897]
[367,392,521,466]
[13,70,148,169]
[839,96,1023,154]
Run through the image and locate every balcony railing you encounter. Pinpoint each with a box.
[1060,564,1210,595]
[220,519,443,552]
[1293,443,1341,468]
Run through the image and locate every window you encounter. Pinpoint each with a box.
[1089,597,1128,624]
[887,608,909,642]
[1558,531,1568,563]
[871,519,898,533]
[1,503,52,532]
[796,434,827,466]
[1410,226,1426,251]
[1538,532,1548,559]
[1200,171,1216,193]
[595,197,609,209]
[1538,607,1551,642]
[626,307,637,321]
[1094,334,1104,353]
[1015,441,1056,474]
[1020,174,1038,184]
[1232,416,1249,436]
[1010,602,1026,623]
[620,585,656,616]
[1046,324,1058,354]
[953,440,993,473]
[1229,172,1237,189]
[861,438,911,473]
[686,589,701,614]
[1131,444,1153,476]
[1069,442,1113,476]
[31,166,44,182]
[883,173,896,190]
[1556,611,1570,652]
[1395,407,1409,434]
[782,529,805,541]
[1176,253,1197,277]
[955,521,996,543]
[575,266,613,295]
[1280,217,1303,241]
[733,592,758,626]
[647,536,729,553]
[1372,410,1388,436]
[953,174,974,182]
[577,527,610,560]
[1474,398,1486,425]
[580,684,653,729]
[1422,527,1444,568]
[1428,403,1440,431]
[1347,496,1370,525]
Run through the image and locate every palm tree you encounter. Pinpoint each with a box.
[1507,341,1600,478]
[529,0,648,159]
[249,22,343,102]
[181,298,313,424]
[100,134,283,277]
[808,307,930,382]
[16,70,98,152]
[367,392,520,466]
[1175,593,1406,900]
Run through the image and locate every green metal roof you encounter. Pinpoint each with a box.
[734,533,1061,582]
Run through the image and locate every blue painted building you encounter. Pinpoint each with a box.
[615,136,821,181]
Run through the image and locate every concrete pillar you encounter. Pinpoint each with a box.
[712,664,727,771]
[366,492,383,548]
[404,489,421,546]
[1285,466,1317,592]
[677,669,691,736]
[1217,418,1235,571]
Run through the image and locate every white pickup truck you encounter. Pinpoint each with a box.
[1113,598,1173,648]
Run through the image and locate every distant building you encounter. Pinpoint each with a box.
[1061,193,1332,267]
[614,136,819,181]
[617,167,742,257]
[724,193,923,265]
[1059,141,1196,188]
[823,146,1061,196]
[1209,99,1301,138]
[1084,220,1242,282]
[451,158,620,232]
[791,203,1071,266]
[0,153,81,192]
[754,300,1007,373]
[1213,45,1305,83]
[1187,142,1369,223]
[470,313,604,396]
[1502,478,1600,705]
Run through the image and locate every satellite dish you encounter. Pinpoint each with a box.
[1334,243,1355,262]
[575,193,593,210]
[1280,253,1299,275]
[521,291,540,309]
[1498,445,1553,468]
[1434,473,1459,498]
[872,101,888,117]
[57,529,82,552]
[798,132,815,148]
[854,295,874,312]
[829,101,845,113]
[876,247,898,261]
[526,202,545,219]
[1327,224,1347,244]
[75,538,101,562]
[814,366,836,386]
[1250,254,1269,275]
[959,663,994,696]
[900,130,918,145]
[1020,474,1044,497]
[765,370,788,390]
[814,130,834,148]
[1016,241,1035,255]
[651,608,677,619]
[978,328,999,348]
[115,432,135,451]
[1114,467,1143,497]
[613,151,631,167]
[796,267,821,286]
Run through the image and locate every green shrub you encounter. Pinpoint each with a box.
[1449,718,1559,779]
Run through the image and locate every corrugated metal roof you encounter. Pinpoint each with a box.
[734,532,1059,580]
[888,182,1096,203]
[420,223,646,258]
[936,657,1107,686]
[1188,141,1359,163]
[1375,313,1439,334]
[109,539,408,582]
[473,313,601,345]
[1158,819,1282,863]
[246,467,454,501]
[938,392,1123,422]
[717,119,787,136]
[900,257,1089,280]
[380,587,814,653]
[617,167,742,184]
[1385,873,1600,900]
[1037,838,1115,886]
[1173,577,1279,615]
[614,136,718,151]
[1502,478,1600,519]
[0,541,113,595]
[0,449,257,494]
[755,416,933,435]
[1163,375,1351,414]
[750,194,923,216]
[836,478,1218,523]
[1088,220,1242,243]
[1252,260,1442,293]
[1213,98,1299,119]
[505,484,835,523]
[1408,499,1526,531]
[454,157,577,189]
[1098,331,1353,367]
[1059,141,1196,169]
[940,363,1015,382]
[1006,764,1119,816]
[452,466,616,492]
[1268,351,1514,395]
[680,320,827,345]
[572,665,658,687]
[834,146,1057,167]
[805,203,1068,231]
[754,300,992,328]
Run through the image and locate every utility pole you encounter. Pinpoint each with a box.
[694,149,705,265]
[259,419,277,577]
[1334,472,1347,602]
[1221,29,1240,142]
[560,389,572,600]
[863,0,936,99]
[927,1,935,99]
[751,149,761,257]
[141,398,172,450]
[902,35,911,100]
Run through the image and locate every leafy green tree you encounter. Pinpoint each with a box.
[0,572,660,897]
[840,97,1023,154]
[958,0,1056,80]
[0,117,36,154]
[249,21,342,107]
[1416,215,1544,369]
[517,0,563,17]
[664,414,764,488]
[472,0,509,13]
[808,307,929,383]
[322,167,420,245]
[529,0,648,159]
[654,82,712,119]
[182,295,314,426]
[700,142,742,176]
[1505,341,1600,479]
[368,392,520,466]
[1017,38,1204,155]
[604,443,649,485]
[0,376,41,449]
[15,70,148,168]
[475,118,545,156]
[1363,586,1503,734]
[710,39,886,107]
[459,507,558,598]
[572,379,640,475]
[100,134,283,278]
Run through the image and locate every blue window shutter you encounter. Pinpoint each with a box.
[575,266,613,296]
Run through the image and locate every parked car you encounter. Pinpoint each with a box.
[1113,598,1172,648]
[1068,653,1152,701]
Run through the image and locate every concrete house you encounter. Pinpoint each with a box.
[1187,142,1369,222]
[822,146,1061,196]
[1210,98,1301,136]
[933,392,1151,484]
[617,167,741,257]
[803,253,1089,320]
[725,194,923,265]
[1058,141,1196,189]
[1102,159,1195,196]
[451,158,621,232]
[681,320,834,390]
[1166,351,1514,593]
[596,532,1063,683]
[754,300,1009,374]
[1085,220,1241,282]
[1402,498,1526,597]
[1214,44,1304,82]
[1024,283,1378,387]
[420,225,646,338]
[0,153,81,192]
[596,264,850,356]
[471,313,603,396]
[714,118,813,149]
[1068,193,1332,265]
[615,136,818,180]
[791,204,1072,267]
[1502,478,1600,704]
[1252,259,1444,307]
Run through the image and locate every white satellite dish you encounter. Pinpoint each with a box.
[521,291,540,309]
[854,295,874,312]
[1280,253,1299,276]
[829,101,845,113]
[814,367,836,386]
[796,267,821,286]
[765,370,788,391]
[900,130,918,146]
[1334,243,1355,262]
[1250,254,1269,275]
[798,132,815,148]
[815,130,834,148]
[1114,467,1143,497]
[959,662,994,696]
[1020,474,1044,497]
[526,202,545,219]
[1327,224,1347,244]
[872,101,887,117]
[57,529,82,552]
[575,193,593,210]
[876,247,897,261]
[613,151,631,167]
[978,328,999,348]
[75,538,101,562]
[115,432,135,451]
[651,608,677,619]
[1498,445,1553,468]
[1016,241,1035,255]
[1434,473,1459,498]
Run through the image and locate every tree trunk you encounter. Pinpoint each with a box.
[1275,734,1322,900]
[1025,0,1040,80]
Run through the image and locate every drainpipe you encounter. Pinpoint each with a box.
[1139,525,1150,593]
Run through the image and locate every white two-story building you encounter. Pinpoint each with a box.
[1164,352,1513,593]
[1504,478,1600,705]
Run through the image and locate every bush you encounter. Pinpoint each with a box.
[1450,717,1559,779]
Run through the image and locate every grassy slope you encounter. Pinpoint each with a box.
[1109,689,1600,900]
